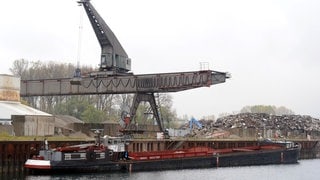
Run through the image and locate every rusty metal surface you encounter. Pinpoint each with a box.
[20,70,228,97]
[0,75,20,101]
[0,90,20,101]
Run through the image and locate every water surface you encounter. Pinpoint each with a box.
[25,159,320,180]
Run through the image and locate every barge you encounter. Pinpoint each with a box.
[25,135,301,174]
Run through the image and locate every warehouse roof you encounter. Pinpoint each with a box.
[0,101,51,120]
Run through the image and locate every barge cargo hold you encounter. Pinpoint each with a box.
[123,142,300,171]
[24,136,301,174]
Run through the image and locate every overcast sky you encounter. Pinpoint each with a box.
[1,0,319,119]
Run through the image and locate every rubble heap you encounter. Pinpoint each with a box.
[183,113,320,138]
[183,119,230,138]
[214,113,320,131]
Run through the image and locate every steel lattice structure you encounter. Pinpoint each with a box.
[20,0,229,132]
[20,70,227,96]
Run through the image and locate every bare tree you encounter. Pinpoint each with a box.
[10,59,29,77]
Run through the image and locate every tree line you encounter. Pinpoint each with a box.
[240,105,294,115]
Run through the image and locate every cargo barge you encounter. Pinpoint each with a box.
[24,135,301,174]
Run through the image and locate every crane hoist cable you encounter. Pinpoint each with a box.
[74,4,84,78]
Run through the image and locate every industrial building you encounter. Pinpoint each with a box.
[0,74,53,136]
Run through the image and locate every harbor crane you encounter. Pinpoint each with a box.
[20,0,229,133]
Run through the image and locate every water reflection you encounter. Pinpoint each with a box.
[5,159,320,180]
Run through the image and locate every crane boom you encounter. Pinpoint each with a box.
[78,0,131,73]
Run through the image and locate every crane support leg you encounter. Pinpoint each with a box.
[130,93,163,132]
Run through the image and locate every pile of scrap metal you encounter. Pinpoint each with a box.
[183,118,230,138]
[182,113,320,139]
[215,113,320,131]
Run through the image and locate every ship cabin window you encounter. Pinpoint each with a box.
[101,55,106,64]
[107,138,123,145]
[286,142,294,149]
[101,53,112,66]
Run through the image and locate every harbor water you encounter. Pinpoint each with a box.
[24,159,320,180]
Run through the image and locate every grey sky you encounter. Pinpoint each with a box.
[0,0,319,118]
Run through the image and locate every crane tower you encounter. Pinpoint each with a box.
[21,0,230,133]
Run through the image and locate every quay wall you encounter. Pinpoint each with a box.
[0,140,89,177]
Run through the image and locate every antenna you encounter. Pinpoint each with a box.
[74,4,84,78]
[76,5,83,69]
[71,4,84,83]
